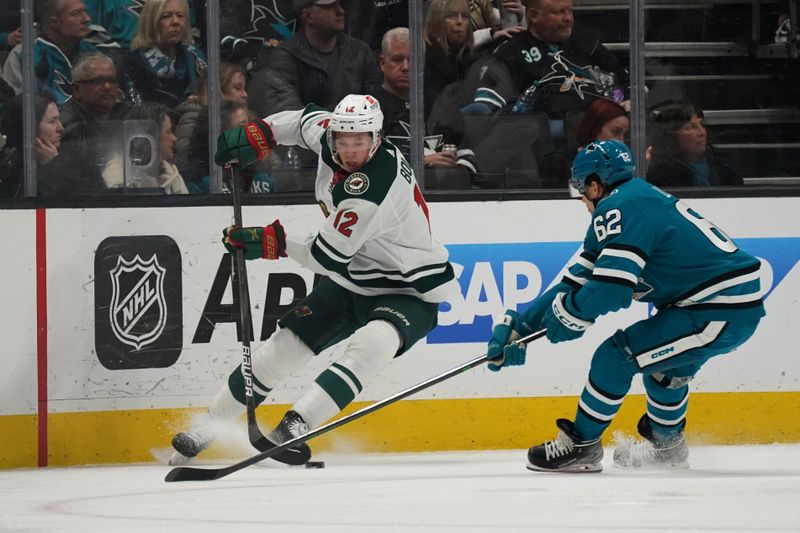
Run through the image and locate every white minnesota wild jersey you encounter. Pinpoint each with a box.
[263,104,459,303]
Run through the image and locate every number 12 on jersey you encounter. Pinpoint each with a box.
[333,210,358,237]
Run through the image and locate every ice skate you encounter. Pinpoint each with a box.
[168,424,215,466]
[613,414,689,469]
[263,410,313,466]
[527,419,603,473]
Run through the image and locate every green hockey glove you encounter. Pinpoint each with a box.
[222,220,287,260]
[215,120,274,168]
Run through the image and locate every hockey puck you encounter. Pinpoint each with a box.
[305,461,325,469]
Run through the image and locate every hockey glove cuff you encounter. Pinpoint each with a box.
[487,310,530,372]
[542,292,594,343]
[223,220,287,260]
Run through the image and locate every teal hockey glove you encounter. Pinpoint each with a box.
[542,292,594,343]
[487,310,529,372]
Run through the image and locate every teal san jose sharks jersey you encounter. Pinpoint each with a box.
[564,178,766,323]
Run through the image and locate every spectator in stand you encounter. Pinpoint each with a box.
[423,0,478,120]
[1,94,61,197]
[375,27,414,159]
[101,102,189,193]
[184,99,277,194]
[574,97,629,150]
[646,102,741,188]
[173,61,248,175]
[219,62,248,104]
[472,0,629,121]
[376,27,477,176]
[124,0,207,109]
[1,92,104,197]
[53,52,124,193]
[63,52,126,129]
[3,0,100,104]
[247,0,382,118]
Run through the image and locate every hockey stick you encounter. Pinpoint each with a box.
[165,329,547,482]
[228,164,272,453]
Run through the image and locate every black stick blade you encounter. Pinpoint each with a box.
[250,436,311,465]
[164,465,231,482]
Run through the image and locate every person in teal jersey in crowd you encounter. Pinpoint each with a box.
[2,0,100,104]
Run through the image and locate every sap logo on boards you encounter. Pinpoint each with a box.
[429,242,580,344]
[94,236,183,369]
[428,238,800,345]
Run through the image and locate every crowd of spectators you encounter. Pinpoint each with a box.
[0,0,783,198]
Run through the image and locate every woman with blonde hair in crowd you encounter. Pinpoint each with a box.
[423,0,478,118]
[173,61,249,175]
[124,0,207,109]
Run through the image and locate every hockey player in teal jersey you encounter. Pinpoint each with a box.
[168,94,459,466]
[487,140,765,472]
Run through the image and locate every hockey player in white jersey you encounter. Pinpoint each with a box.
[169,94,459,466]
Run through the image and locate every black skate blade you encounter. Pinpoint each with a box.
[252,436,311,466]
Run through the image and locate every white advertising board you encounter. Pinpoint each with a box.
[1,196,799,416]
[0,210,37,415]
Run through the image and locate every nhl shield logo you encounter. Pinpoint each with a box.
[109,254,167,350]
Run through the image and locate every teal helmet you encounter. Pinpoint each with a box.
[570,140,635,193]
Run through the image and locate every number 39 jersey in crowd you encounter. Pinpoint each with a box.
[262,105,459,303]
[563,178,766,322]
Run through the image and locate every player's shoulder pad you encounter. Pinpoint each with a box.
[332,142,405,206]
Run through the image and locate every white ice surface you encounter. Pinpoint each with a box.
[1,445,799,532]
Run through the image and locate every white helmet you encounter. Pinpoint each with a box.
[327,94,384,165]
